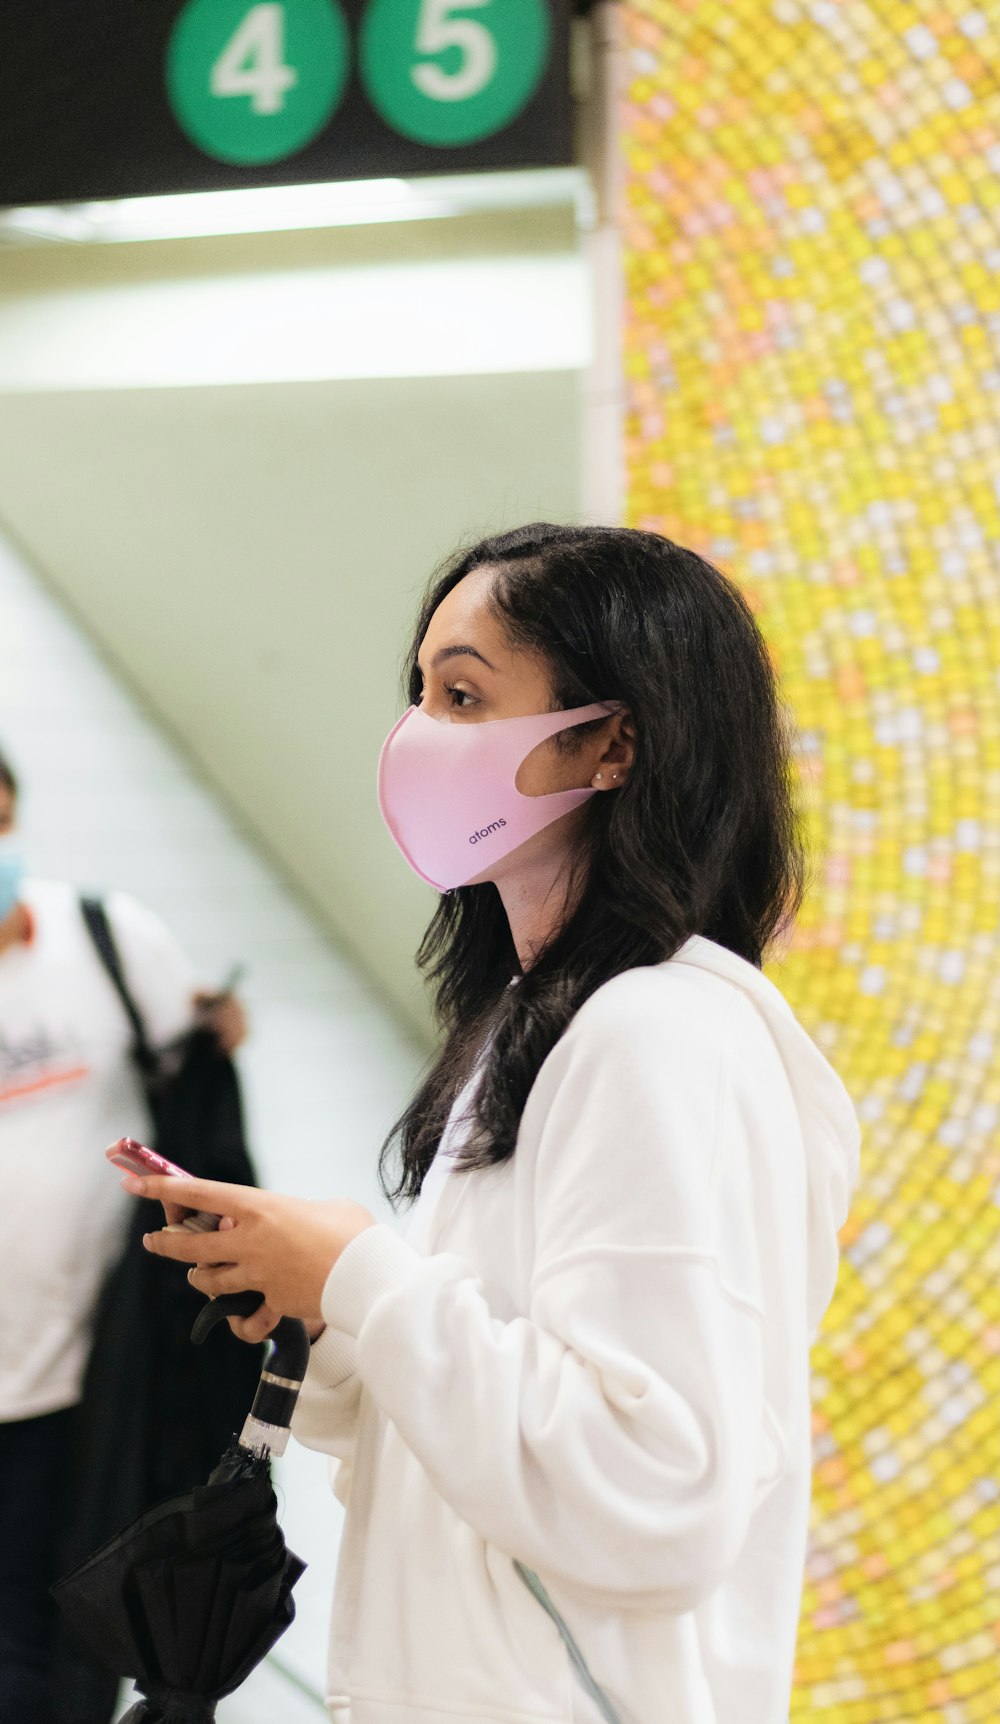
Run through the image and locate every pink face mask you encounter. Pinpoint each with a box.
[378,702,617,892]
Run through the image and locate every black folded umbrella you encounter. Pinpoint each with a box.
[54,1296,309,1723]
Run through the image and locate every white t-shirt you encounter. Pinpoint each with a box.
[405,988,513,1251]
[404,1065,486,1254]
[0,879,198,1421]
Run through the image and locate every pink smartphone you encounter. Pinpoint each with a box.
[106,1137,221,1234]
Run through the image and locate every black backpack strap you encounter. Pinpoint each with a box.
[80,895,157,1073]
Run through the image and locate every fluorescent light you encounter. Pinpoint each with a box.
[0,169,591,247]
[0,254,591,391]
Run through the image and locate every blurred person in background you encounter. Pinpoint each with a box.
[0,747,245,1724]
[132,526,860,1724]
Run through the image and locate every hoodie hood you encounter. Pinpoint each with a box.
[672,935,862,1340]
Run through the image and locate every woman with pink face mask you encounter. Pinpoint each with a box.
[131,524,860,1724]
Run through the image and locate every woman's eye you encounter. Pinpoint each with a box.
[444,684,475,709]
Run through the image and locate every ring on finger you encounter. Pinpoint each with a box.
[188,1267,215,1299]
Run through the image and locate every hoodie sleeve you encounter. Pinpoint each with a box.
[318,973,793,1614]
[290,1325,362,1501]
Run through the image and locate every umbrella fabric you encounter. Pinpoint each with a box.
[53,1448,305,1723]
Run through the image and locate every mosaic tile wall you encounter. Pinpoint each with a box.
[620,3,1000,1718]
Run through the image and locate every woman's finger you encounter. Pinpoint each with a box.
[186,1265,235,1285]
[227,1301,281,1345]
[122,1171,256,1219]
[160,1204,236,1230]
[143,1225,244,1266]
[188,1263,254,1296]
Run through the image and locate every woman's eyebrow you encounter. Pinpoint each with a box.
[421,645,497,673]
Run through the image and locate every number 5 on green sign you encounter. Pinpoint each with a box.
[167,0,349,165]
[360,0,550,147]
[411,0,497,103]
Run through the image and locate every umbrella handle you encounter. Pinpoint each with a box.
[239,1317,310,1457]
[190,1294,310,1458]
[190,1289,263,1344]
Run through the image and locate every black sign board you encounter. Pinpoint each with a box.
[0,1,571,207]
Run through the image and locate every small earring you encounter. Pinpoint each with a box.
[611,771,619,782]
[594,772,603,783]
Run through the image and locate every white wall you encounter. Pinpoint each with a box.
[0,211,586,1035]
[0,531,421,1719]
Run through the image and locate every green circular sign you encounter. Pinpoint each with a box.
[167,0,349,166]
[359,0,550,148]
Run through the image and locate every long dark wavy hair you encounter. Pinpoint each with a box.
[380,523,804,1205]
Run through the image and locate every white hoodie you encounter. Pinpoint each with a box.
[292,936,860,1724]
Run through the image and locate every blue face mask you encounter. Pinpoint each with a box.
[0,835,25,920]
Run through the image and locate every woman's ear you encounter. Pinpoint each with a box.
[590,711,635,791]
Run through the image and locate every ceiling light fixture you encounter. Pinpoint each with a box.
[0,168,592,247]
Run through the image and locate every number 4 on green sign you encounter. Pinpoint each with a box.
[211,5,298,116]
[360,0,551,147]
[167,0,349,165]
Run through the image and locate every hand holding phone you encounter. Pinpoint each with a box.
[106,1138,222,1233]
[109,1138,268,1337]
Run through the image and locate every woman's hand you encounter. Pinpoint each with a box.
[121,1171,375,1325]
[194,989,247,1055]
[201,1221,326,1344]
[225,1292,326,1347]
